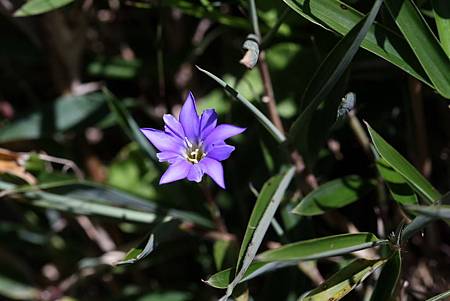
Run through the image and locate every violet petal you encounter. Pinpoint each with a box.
[199,109,217,139]
[163,114,185,139]
[159,159,191,184]
[186,163,204,182]
[203,124,246,151]
[207,144,235,161]
[140,128,184,153]
[200,158,225,189]
[179,91,200,141]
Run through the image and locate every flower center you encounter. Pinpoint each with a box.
[186,146,205,164]
[184,137,206,164]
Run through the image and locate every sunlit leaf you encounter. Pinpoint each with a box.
[206,233,386,289]
[0,275,40,300]
[14,0,74,17]
[220,167,295,299]
[292,175,375,216]
[299,258,387,301]
[384,0,450,98]
[366,123,441,203]
[283,0,432,87]
[376,159,418,205]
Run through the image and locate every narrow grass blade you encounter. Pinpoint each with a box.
[426,289,450,301]
[103,88,156,159]
[195,66,286,144]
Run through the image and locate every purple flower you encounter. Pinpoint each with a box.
[140,92,245,189]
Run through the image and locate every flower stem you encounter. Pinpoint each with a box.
[201,183,227,233]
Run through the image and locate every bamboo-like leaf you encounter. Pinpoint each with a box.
[103,88,156,159]
[401,193,450,242]
[426,289,450,301]
[219,167,295,300]
[432,0,450,58]
[288,0,383,165]
[370,251,402,301]
[376,159,418,205]
[0,180,214,228]
[384,0,450,98]
[299,258,387,301]
[0,93,107,143]
[195,66,286,144]
[366,123,441,203]
[206,233,386,289]
[292,175,375,216]
[405,204,450,221]
[14,0,74,16]
[0,275,40,300]
[283,0,431,87]
[117,219,182,265]
[258,233,383,262]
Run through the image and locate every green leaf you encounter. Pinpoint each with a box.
[258,233,383,262]
[0,93,107,143]
[405,204,450,221]
[366,123,441,203]
[195,66,286,144]
[401,193,450,242]
[14,0,74,16]
[376,159,418,205]
[103,88,156,160]
[384,0,450,98]
[300,258,387,301]
[0,275,40,300]
[0,180,214,228]
[117,219,182,265]
[205,261,289,289]
[292,175,375,216]
[282,0,432,87]
[432,0,450,58]
[88,57,142,79]
[370,251,401,301]
[220,167,295,299]
[206,233,386,289]
[288,0,383,165]
[426,289,450,301]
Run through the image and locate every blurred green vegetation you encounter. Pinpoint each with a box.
[0,0,449,300]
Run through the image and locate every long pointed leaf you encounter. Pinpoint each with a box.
[366,123,441,203]
[288,0,383,164]
[206,233,386,289]
[300,258,387,301]
[103,88,156,159]
[292,175,376,216]
[370,251,402,301]
[220,167,295,299]
[283,0,431,87]
[195,66,286,144]
[384,0,450,98]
